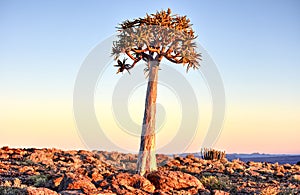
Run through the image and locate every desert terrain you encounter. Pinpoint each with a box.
[0,147,299,194]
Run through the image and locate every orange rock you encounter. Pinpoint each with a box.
[99,172,155,194]
[147,170,204,194]
[58,173,97,194]
[291,174,300,182]
[27,186,58,195]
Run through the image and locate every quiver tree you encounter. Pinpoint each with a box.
[112,8,201,176]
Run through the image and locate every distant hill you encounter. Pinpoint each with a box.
[178,153,300,165]
[226,153,300,165]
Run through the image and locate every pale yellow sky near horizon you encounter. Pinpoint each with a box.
[1,82,299,154]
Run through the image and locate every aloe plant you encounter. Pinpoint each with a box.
[201,148,226,160]
[112,8,201,176]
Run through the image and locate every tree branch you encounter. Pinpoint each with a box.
[131,48,147,53]
[147,46,160,53]
[155,47,165,62]
[125,50,138,61]
[164,55,183,64]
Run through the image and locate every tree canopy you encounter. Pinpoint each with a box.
[112,8,201,74]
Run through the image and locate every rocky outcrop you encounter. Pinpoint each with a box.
[164,154,300,194]
[0,147,299,194]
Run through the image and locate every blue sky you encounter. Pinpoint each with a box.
[0,0,299,153]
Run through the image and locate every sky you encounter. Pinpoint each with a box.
[1,0,299,154]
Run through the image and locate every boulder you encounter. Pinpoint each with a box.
[27,186,59,195]
[29,150,54,165]
[100,172,155,194]
[291,174,300,182]
[58,173,97,194]
[147,170,204,194]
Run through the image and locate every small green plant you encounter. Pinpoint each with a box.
[199,175,236,192]
[0,186,26,195]
[19,159,35,166]
[278,186,299,195]
[201,148,226,160]
[28,174,49,187]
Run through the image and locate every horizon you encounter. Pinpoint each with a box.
[1,0,300,154]
[1,145,300,156]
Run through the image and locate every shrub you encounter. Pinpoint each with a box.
[28,174,49,187]
[278,186,299,195]
[0,186,26,195]
[199,175,236,192]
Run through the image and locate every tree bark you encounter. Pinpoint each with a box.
[137,61,159,176]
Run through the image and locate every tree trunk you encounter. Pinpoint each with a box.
[137,61,159,176]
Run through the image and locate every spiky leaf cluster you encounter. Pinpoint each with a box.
[112,8,201,73]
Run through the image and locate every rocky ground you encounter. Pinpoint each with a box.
[0,147,299,195]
